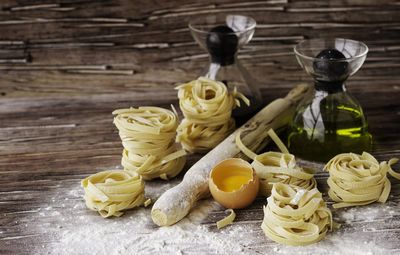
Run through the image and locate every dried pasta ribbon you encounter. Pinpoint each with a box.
[216,209,236,229]
[176,77,248,153]
[236,128,316,196]
[324,152,400,208]
[82,170,145,218]
[261,183,333,246]
[144,198,152,207]
[113,106,186,180]
[253,152,316,196]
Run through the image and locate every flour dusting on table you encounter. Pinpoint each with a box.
[30,179,399,255]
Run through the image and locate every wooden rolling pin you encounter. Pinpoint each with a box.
[151,84,310,226]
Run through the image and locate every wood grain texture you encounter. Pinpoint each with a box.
[0,0,399,254]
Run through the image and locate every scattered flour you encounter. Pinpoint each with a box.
[339,204,396,223]
[39,197,247,255]
[29,179,399,255]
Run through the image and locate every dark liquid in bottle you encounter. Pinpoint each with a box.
[206,25,262,126]
[233,96,263,126]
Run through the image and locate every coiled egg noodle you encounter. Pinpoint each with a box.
[113,107,186,180]
[325,152,399,208]
[253,152,317,196]
[261,183,333,246]
[82,170,145,218]
[236,129,316,196]
[176,77,248,153]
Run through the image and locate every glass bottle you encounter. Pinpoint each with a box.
[188,14,263,119]
[288,38,372,162]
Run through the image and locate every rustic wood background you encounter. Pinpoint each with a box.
[1,0,400,254]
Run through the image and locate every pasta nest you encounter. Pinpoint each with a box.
[252,152,317,196]
[113,107,186,180]
[261,183,333,246]
[82,170,145,218]
[325,152,399,208]
[176,77,247,153]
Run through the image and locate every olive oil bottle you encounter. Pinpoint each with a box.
[290,38,372,162]
[288,87,372,162]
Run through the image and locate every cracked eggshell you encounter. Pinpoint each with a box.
[209,158,259,209]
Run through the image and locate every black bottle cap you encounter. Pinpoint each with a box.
[313,49,348,82]
[206,25,238,66]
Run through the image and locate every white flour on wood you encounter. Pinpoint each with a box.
[30,180,398,255]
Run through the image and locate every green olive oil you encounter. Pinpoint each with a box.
[288,95,372,162]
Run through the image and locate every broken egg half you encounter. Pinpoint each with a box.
[209,158,259,209]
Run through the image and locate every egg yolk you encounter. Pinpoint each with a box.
[218,175,251,192]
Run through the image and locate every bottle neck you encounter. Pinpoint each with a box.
[210,54,236,66]
[206,59,237,80]
[314,81,346,94]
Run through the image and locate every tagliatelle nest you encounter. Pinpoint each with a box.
[176,77,248,153]
[325,152,399,208]
[113,106,186,180]
[81,170,145,218]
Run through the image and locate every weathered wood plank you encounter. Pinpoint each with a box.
[0,0,400,254]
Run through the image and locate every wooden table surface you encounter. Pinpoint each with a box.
[1,1,400,254]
